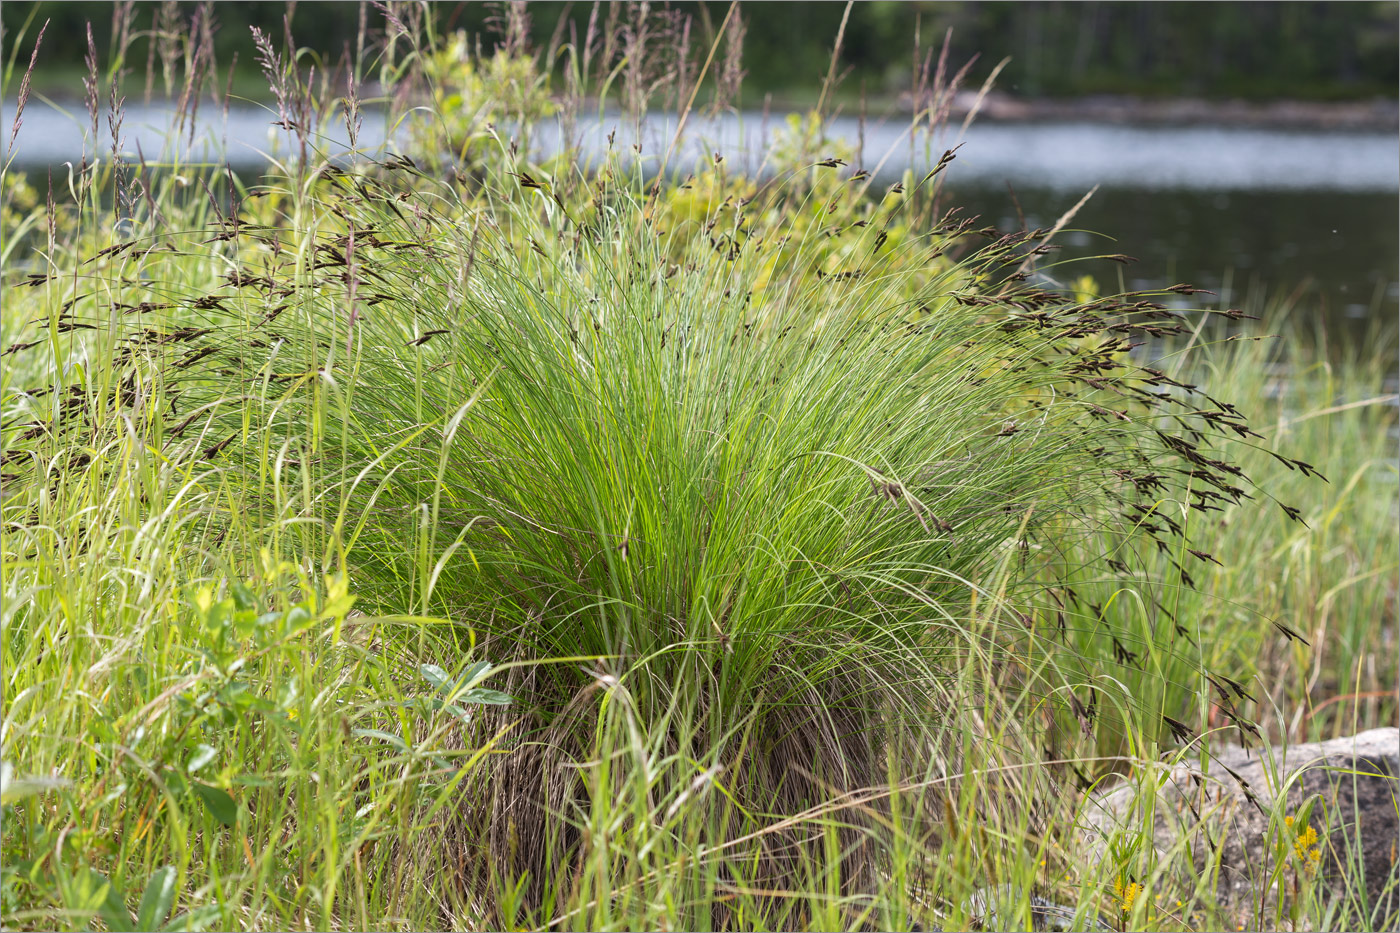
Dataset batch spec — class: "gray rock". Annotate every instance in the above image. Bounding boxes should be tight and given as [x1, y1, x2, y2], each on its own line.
[1078, 727, 1399, 924]
[959, 884, 1112, 931]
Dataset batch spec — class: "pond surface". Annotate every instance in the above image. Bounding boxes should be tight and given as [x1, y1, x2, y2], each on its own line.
[4, 100, 1396, 346]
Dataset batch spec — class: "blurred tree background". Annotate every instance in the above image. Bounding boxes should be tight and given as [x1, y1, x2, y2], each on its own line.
[3, 1, 1397, 103]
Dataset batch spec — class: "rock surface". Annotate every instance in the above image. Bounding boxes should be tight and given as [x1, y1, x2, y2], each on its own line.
[959, 884, 1111, 932]
[1078, 727, 1399, 923]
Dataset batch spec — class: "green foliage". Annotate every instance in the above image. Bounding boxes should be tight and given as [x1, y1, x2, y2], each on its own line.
[5, 2, 1396, 104]
[1, 7, 1394, 932]
[416, 33, 556, 170]
[2, 135, 1336, 926]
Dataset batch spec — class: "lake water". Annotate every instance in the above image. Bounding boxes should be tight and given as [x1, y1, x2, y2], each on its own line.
[4, 100, 1397, 346]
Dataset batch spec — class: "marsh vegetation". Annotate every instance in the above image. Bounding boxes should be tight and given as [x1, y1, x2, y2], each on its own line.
[1, 4, 1395, 931]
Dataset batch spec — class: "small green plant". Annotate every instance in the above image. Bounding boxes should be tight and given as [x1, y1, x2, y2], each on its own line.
[415, 31, 556, 170]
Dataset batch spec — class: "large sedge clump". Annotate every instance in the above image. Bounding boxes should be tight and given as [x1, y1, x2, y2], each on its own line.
[1, 151, 1302, 919]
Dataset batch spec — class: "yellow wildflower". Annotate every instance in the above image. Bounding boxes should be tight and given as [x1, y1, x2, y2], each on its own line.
[1113, 876, 1143, 913]
[1286, 813, 1324, 875]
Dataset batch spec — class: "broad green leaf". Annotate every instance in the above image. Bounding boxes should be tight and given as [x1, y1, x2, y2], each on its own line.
[99, 781, 129, 806]
[229, 582, 257, 612]
[200, 597, 235, 635]
[89, 870, 133, 933]
[459, 660, 493, 688]
[351, 728, 410, 752]
[320, 574, 356, 620]
[191, 782, 238, 826]
[164, 770, 189, 798]
[419, 663, 451, 692]
[186, 744, 216, 774]
[231, 775, 276, 788]
[0, 761, 70, 803]
[136, 866, 178, 930]
[276, 677, 300, 711]
[462, 688, 513, 706]
[164, 903, 222, 932]
[441, 702, 473, 723]
[232, 610, 261, 640]
[61, 868, 113, 919]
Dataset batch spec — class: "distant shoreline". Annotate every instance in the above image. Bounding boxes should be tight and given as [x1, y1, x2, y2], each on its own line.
[943, 91, 1400, 132]
[745, 88, 1399, 132]
[781, 90, 1400, 133]
[15, 86, 1399, 134]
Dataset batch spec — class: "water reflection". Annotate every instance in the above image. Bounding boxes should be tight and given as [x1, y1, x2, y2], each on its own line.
[943, 185, 1399, 345]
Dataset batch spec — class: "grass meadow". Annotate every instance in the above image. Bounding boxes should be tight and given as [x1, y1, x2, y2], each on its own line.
[2, 4, 1395, 931]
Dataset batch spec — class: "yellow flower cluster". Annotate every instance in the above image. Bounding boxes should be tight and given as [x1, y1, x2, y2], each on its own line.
[1113, 876, 1143, 913]
[1285, 815, 1323, 874]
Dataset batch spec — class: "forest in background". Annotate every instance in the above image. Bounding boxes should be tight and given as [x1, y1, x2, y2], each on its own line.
[4, 0, 1398, 105]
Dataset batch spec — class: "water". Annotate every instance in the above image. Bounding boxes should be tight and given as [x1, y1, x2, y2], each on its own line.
[4, 99, 1397, 342]
[940, 185, 1397, 345]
